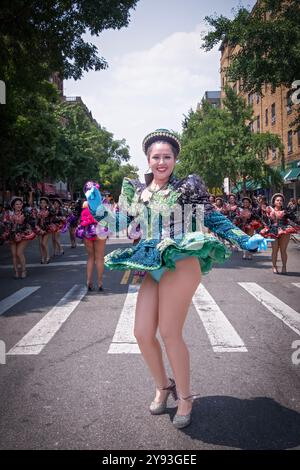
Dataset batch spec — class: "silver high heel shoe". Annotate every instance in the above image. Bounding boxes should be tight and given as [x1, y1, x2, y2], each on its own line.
[149, 378, 177, 415]
[173, 395, 198, 429]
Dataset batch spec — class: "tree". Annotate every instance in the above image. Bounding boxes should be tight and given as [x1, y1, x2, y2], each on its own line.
[177, 86, 284, 194]
[0, 82, 62, 192]
[0, 0, 139, 82]
[0, 0, 139, 194]
[98, 160, 139, 201]
[202, 0, 300, 93]
[55, 101, 136, 197]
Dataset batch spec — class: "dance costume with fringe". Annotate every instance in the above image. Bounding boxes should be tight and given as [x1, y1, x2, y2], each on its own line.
[259, 207, 300, 239]
[88, 174, 257, 282]
[1, 208, 37, 243]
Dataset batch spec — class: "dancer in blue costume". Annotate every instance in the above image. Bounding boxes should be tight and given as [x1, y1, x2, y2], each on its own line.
[85, 129, 272, 429]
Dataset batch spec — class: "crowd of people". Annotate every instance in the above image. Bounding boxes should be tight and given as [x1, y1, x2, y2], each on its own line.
[0, 188, 299, 282]
[0, 195, 113, 286]
[208, 193, 300, 273]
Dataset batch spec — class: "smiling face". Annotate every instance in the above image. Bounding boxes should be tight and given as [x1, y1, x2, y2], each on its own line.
[243, 199, 250, 208]
[229, 195, 236, 204]
[147, 142, 176, 184]
[13, 200, 23, 211]
[40, 199, 47, 209]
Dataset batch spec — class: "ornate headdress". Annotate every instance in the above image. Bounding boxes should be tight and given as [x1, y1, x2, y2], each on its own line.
[142, 129, 181, 155]
[241, 196, 252, 204]
[83, 181, 100, 194]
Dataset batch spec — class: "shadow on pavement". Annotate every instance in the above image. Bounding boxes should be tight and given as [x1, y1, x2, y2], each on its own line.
[168, 395, 300, 449]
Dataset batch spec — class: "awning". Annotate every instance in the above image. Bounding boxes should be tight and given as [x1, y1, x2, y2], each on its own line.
[284, 168, 300, 181]
[231, 180, 262, 193]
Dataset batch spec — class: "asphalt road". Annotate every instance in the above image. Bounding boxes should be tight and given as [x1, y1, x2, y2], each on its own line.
[0, 234, 300, 450]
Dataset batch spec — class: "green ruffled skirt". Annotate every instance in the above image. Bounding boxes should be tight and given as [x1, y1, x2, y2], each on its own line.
[104, 232, 231, 282]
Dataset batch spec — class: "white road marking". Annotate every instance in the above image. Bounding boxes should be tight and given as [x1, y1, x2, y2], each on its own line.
[193, 284, 247, 352]
[7, 285, 87, 355]
[108, 284, 140, 354]
[239, 282, 300, 336]
[0, 261, 86, 268]
[292, 283, 300, 289]
[0, 287, 40, 316]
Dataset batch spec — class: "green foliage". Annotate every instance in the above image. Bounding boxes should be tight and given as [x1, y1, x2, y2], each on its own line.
[55, 101, 136, 196]
[0, 0, 139, 81]
[178, 86, 284, 193]
[98, 160, 139, 201]
[202, 0, 300, 93]
[0, 0, 139, 195]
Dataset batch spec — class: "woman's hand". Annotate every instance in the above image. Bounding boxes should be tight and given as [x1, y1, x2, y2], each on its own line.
[244, 233, 275, 251]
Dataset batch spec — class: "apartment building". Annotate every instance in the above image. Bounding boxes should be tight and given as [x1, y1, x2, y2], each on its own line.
[220, 26, 300, 200]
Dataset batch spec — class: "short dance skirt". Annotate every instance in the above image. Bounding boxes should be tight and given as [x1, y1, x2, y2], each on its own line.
[104, 232, 231, 282]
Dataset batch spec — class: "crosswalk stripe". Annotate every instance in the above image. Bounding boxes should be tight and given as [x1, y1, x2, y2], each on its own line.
[292, 283, 300, 289]
[7, 285, 87, 355]
[120, 270, 131, 285]
[0, 287, 40, 316]
[108, 284, 140, 354]
[193, 285, 247, 352]
[0, 261, 87, 269]
[239, 282, 300, 337]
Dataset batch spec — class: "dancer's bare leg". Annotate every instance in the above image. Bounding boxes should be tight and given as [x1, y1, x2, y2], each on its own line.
[16, 240, 29, 275]
[94, 238, 106, 287]
[84, 239, 95, 286]
[158, 257, 201, 415]
[39, 236, 44, 262]
[10, 242, 18, 276]
[279, 234, 290, 273]
[134, 274, 169, 402]
[271, 239, 279, 272]
[42, 234, 49, 262]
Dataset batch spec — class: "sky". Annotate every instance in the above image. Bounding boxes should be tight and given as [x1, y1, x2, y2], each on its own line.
[64, 0, 256, 179]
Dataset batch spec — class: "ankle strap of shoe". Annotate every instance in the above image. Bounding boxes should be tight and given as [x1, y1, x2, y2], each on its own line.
[177, 393, 201, 402]
[159, 378, 175, 391]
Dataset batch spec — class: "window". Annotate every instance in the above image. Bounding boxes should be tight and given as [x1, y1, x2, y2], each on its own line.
[287, 92, 293, 114]
[265, 108, 269, 126]
[271, 146, 277, 161]
[271, 103, 276, 125]
[288, 130, 293, 154]
[256, 93, 260, 104]
[271, 84, 276, 94]
[249, 121, 254, 133]
[257, 115, 260, 132]
[248, 93, 254, 105]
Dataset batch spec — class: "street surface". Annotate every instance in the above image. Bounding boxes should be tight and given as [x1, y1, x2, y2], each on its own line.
[0, 234, 300, 450]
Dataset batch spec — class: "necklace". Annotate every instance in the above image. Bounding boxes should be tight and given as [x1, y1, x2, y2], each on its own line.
[147, 182, 169, 193]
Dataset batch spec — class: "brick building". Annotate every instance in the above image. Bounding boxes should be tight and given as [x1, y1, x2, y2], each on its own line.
[219, 9, 300, 200]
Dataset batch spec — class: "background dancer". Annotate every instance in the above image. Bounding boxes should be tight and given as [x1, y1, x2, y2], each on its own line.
[2, 197, 36, 278]
[76, 198, 107, 291]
